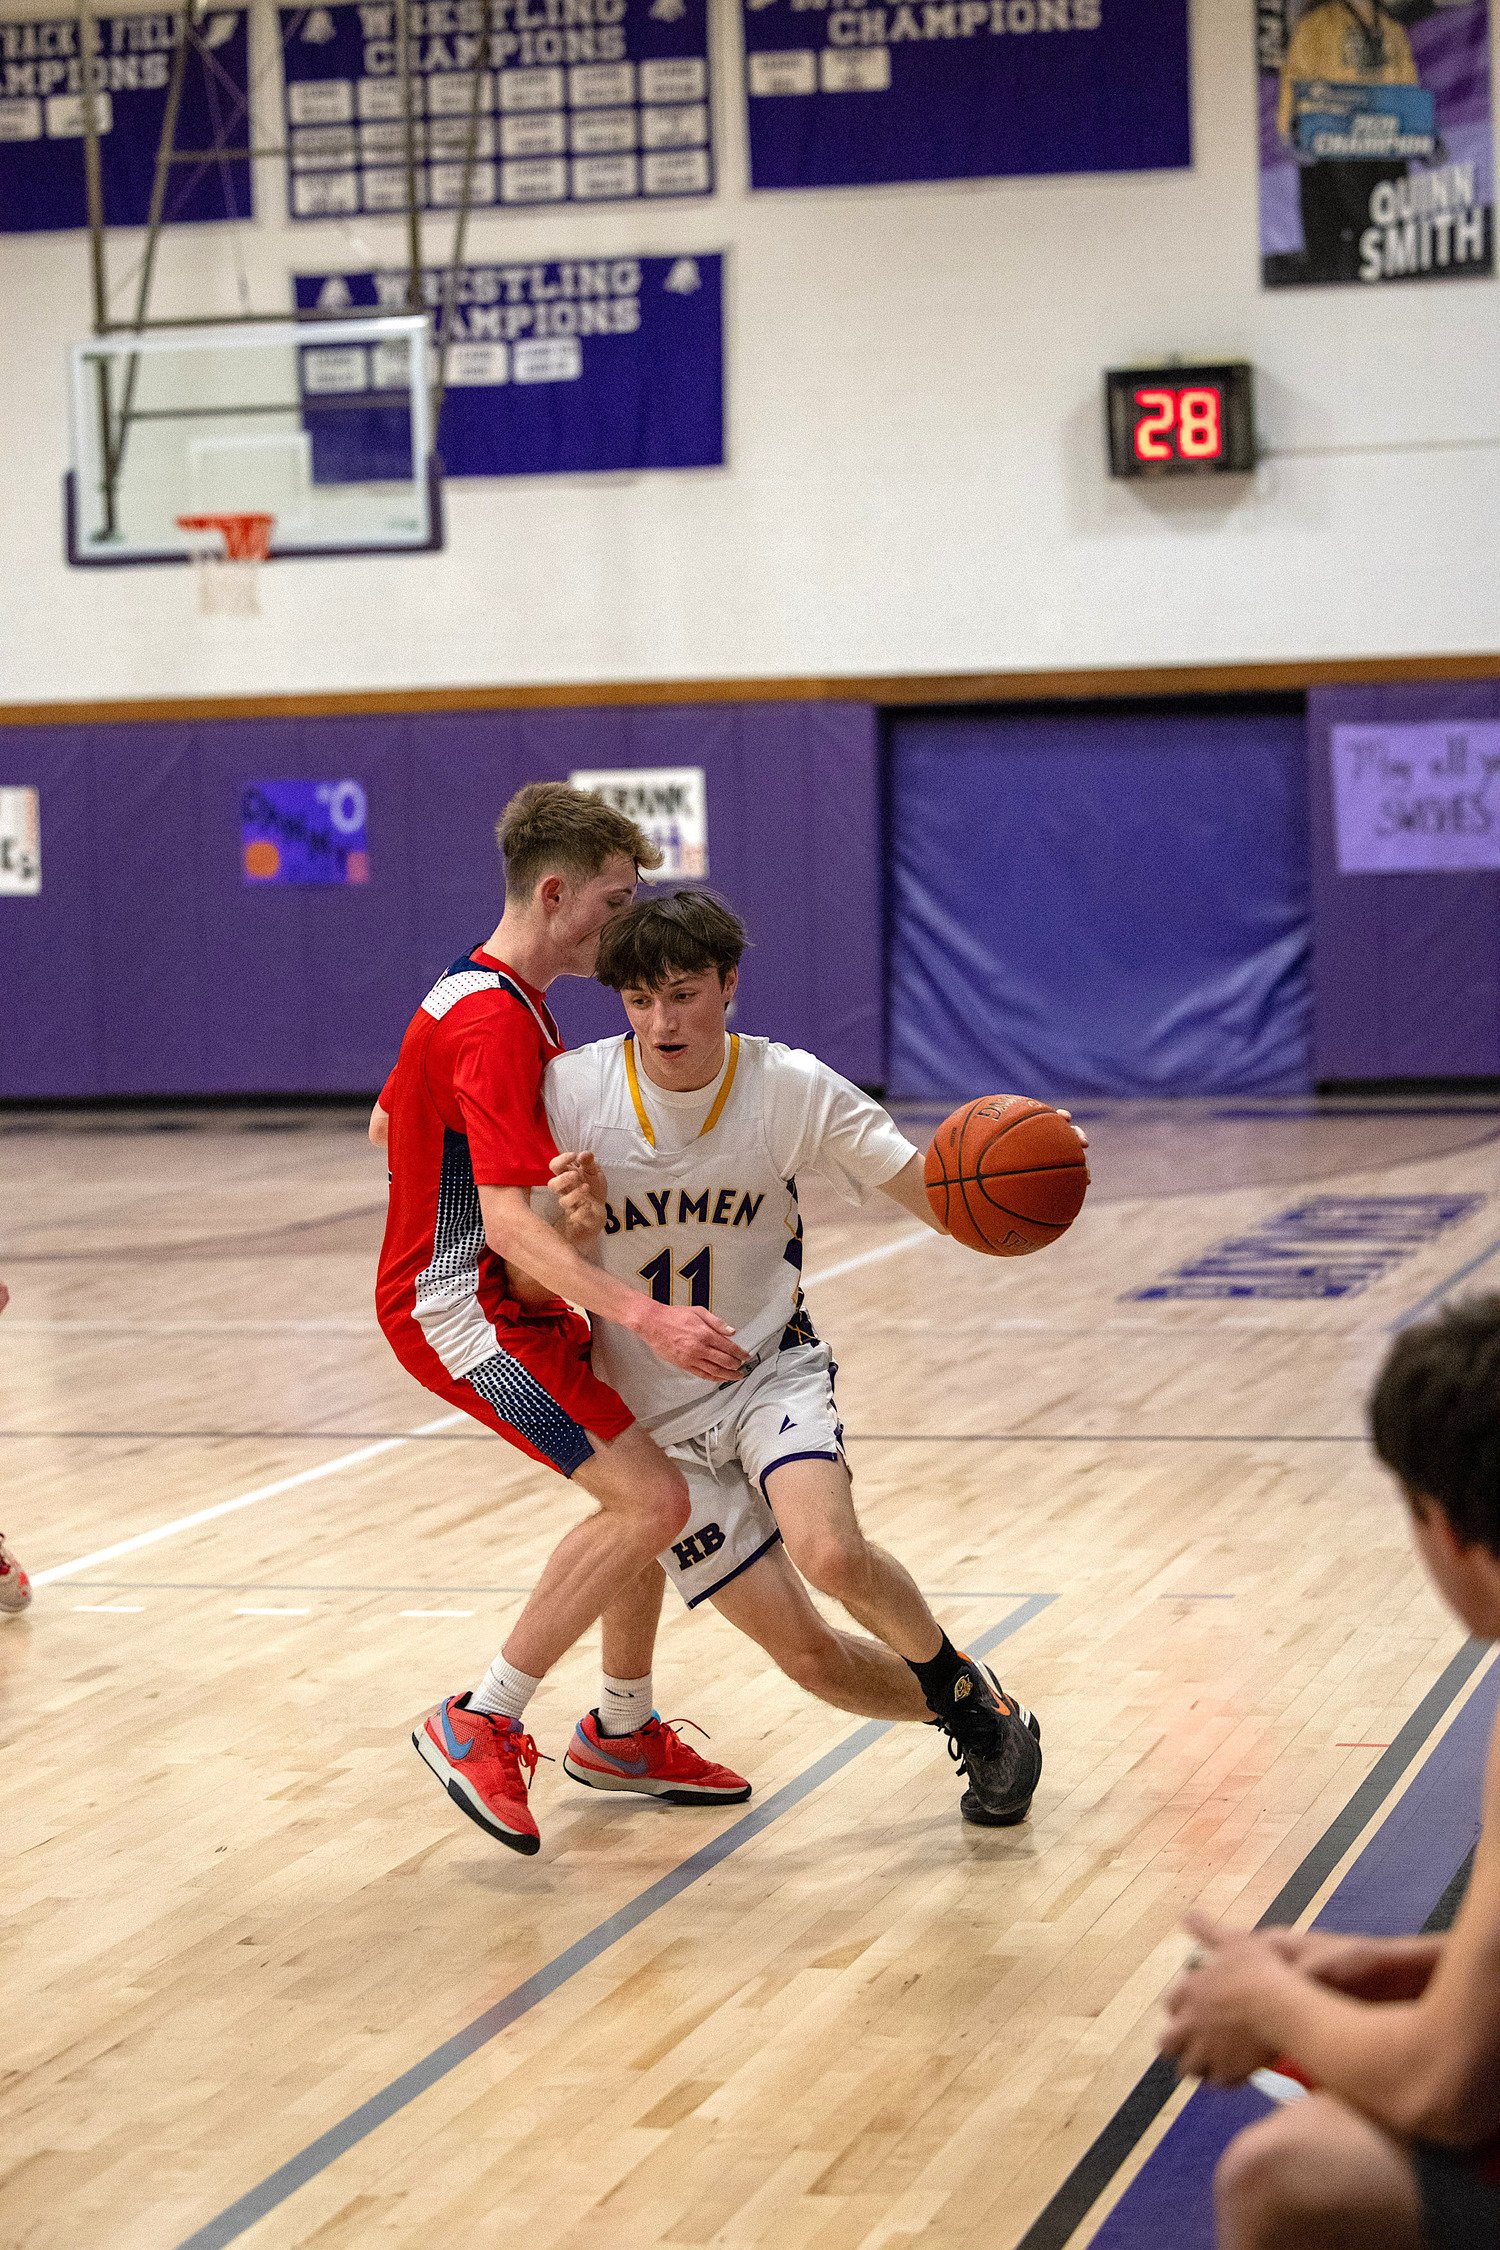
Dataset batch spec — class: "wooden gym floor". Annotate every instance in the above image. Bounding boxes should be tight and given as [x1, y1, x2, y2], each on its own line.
[2, 1097, 1499, 2250]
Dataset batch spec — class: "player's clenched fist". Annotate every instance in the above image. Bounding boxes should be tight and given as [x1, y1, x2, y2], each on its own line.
[549, 1149, 609, 1244]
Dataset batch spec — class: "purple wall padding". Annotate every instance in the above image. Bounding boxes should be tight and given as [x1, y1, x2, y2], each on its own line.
[0, 703, 882, 1099]
[889, 709, 1312, 1099]
[1309, 684, 1500, 1082]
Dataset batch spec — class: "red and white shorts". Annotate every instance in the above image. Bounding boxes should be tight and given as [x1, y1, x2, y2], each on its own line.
[383, 1300, 634, 1477]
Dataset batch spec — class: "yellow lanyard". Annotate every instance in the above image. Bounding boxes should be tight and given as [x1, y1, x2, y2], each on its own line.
[623, 1033, 739, 1150]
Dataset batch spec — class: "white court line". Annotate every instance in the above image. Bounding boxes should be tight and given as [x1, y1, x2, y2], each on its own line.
[236, 1607, 310, 1616]
[72, 1603, 144, 1613]
[5, 1319, 374, 1335]
[31, 1230, 938, 1588]
[801, 1229, 934, 1289]
[31, 1412, 468, 1587]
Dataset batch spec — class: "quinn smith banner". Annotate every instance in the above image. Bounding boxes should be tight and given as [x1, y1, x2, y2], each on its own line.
[1258, 0, 1493, 284]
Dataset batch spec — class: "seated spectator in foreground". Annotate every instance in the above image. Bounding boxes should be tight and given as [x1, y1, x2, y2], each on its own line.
[1159, 1294, 1500, 2250]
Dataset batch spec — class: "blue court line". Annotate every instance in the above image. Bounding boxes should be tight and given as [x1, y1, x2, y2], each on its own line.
[171, 1592, 1057, 2250]
[1393, 1230, 1500, 1330]
[1086, 1641, 1500, 2250]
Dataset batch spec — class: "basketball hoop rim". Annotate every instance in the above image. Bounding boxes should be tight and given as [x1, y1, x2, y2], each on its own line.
[176, 511, 277, 562]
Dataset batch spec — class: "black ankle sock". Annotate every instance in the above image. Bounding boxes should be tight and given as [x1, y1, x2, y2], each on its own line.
[906, 1633, 971, 1720]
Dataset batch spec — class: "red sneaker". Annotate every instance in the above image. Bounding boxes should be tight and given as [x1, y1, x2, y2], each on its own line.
[413, 1693, 543, 1855]
[563, 1712, 751, 1805]
[0, 1533, 31, 1615]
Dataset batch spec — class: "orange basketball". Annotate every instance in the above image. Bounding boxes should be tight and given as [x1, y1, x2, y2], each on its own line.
[924, 1096, 1089, 1257]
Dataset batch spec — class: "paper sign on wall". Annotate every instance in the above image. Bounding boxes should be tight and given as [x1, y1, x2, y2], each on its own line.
[0, 787, 40, 894]
[570, 768, 707, 880]
[0, 10, 251, 233]
[1331, 722, 1500, 872]
[241, 780, 370, 885]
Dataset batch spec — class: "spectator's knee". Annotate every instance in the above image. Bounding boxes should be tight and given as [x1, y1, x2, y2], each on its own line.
[1215, 2110, 1315, 2238]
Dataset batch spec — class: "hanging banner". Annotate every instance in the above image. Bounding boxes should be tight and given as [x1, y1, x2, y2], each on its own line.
[293, 253, 723, 475]
[740, 0, 1190, 190]
[0, 9, 251, 233]
[279, 0, 712, 219]
[1258, 0, 1493, 285]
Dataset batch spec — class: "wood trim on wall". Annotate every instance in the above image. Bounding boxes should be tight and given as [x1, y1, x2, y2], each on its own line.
[2, 651, 1497, 726]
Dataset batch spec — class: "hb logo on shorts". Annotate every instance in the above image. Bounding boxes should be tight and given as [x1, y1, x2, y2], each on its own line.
[671, 1523, 726, 1571]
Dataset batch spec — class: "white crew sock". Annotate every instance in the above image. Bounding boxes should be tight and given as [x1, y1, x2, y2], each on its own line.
[598, 1672, 654, 1737]
[470, 1654, 542, 1722]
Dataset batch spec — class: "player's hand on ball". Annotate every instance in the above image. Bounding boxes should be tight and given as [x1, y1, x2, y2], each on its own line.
[549, 1150, 609, 1244]
[631, 1299, 750, 1382]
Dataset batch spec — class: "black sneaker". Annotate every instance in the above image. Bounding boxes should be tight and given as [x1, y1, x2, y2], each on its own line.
[939, 1658, 1042, 1827]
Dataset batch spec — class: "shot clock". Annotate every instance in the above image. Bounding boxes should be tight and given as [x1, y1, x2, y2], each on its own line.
[1105, 363, 1255, 478]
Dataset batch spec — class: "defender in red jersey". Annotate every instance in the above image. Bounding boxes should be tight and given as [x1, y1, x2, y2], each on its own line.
[373, 785, 750, 1855]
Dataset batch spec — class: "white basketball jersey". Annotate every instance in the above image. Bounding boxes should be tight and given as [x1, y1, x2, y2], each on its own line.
[541, 1033, 917, 1445]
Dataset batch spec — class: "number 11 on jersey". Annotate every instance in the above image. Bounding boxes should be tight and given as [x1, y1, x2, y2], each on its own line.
[638, 1247, 713, 1307]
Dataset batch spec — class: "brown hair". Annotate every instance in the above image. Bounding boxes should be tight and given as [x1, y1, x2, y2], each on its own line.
[1370, 1294, 1500, 1555]
[594, 890, 747, 991]
[496, 782, 663, 900]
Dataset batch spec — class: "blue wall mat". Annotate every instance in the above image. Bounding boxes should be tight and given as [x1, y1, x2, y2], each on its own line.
[0, 703, 881, 1099]
[887, 710, 1312, 1099]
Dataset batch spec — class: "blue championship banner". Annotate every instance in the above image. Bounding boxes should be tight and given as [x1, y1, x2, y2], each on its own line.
[0, 9, 251, 232]
[740, 0, 1190, 189]
[1258, 0, 1493, 286]
[279, 0, 712, 219]
[293, 254, 723, 474]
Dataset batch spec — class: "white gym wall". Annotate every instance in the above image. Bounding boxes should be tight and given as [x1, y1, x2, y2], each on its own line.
[1, 0, 1496, 702]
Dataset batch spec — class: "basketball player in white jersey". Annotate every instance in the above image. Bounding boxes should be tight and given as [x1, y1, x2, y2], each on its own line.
[541, 890, 1052, 1827]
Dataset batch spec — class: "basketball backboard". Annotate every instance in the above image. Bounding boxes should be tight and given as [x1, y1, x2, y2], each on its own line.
[66, 314, 441, 565]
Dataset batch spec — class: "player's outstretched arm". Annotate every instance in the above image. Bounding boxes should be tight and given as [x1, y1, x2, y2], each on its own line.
[879, 1152, 948, 1233]
[479, 1183, 750, 1383]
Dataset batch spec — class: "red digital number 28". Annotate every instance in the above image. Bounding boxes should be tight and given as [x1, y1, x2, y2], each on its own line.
[1132, 385, 1222, 462]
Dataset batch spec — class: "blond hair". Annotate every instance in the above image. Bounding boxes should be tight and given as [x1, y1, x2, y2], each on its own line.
[496, 782, 663, 900]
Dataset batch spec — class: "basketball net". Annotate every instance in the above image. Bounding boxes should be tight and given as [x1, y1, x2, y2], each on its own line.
[175, 512, 276, 616]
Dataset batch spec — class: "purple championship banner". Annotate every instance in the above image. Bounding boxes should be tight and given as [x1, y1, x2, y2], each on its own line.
[0, 8, 250, 232]
[241, 779, 370, 886]
[293, 253, 723, 475]
[739, 0, 1190, 191]
[1258, 0, 1493, 286]
[278, 0, 712, 220]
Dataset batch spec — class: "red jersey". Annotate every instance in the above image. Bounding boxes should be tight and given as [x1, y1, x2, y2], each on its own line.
[376, 947, 566, 1376]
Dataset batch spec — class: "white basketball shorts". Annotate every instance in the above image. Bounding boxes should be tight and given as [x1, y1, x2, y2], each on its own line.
[655, 1343, 845, 1608]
